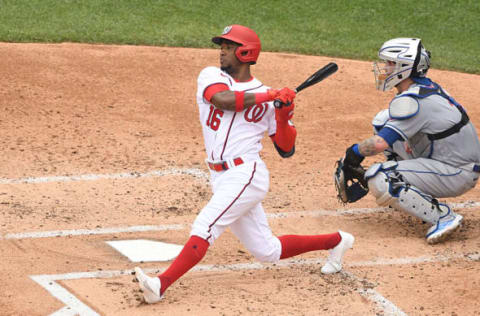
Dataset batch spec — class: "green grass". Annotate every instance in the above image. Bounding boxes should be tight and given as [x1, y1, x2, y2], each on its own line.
[0, 0, 478, 73]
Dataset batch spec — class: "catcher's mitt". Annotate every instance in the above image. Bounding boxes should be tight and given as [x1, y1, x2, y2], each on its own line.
[334, 158, 369, 203]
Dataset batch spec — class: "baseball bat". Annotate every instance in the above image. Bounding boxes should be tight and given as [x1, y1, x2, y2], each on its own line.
[274, 62, 338, 108]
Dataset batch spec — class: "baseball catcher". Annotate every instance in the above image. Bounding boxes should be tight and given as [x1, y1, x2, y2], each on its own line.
[334, 146, 369, 203]
[335, 37, 480, 244]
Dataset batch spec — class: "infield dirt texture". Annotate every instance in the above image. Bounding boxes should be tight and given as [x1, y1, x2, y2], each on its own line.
[0, 43, 479, 315]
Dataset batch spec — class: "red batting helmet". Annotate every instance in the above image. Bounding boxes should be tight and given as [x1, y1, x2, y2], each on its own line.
[212, 25, 261, 64]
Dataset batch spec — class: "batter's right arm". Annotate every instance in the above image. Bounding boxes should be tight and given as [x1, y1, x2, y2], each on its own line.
[211, 89, 278, 112]
[210, 88, 294, 112]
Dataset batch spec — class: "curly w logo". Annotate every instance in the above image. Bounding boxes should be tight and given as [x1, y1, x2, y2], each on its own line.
[244, 103, 267, 123]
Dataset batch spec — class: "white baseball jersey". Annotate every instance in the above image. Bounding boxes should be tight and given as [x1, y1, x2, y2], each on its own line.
[190, 66, 282, 262]
[196, 66, 277, 162]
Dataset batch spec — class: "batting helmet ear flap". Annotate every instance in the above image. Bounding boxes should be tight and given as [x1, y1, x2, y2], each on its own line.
[235, 44, 259, 64]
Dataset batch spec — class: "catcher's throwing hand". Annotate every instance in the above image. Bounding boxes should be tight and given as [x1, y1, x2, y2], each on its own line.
[334, 157, 369, 204]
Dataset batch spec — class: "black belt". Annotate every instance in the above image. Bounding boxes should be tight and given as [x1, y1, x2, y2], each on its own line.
[427, 108, 469, 141]
[474, 164, 480, 173]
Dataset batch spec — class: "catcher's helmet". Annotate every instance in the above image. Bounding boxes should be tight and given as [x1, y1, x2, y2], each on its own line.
[212, 25, 261, 64]
[373, 38, 431, 91]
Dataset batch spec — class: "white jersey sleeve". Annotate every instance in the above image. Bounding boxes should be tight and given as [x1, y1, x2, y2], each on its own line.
[197, 66, 231, 102]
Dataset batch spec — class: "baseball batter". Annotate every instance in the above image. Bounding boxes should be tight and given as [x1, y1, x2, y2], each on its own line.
[134, 25, 354, 303]
[341, 38, 480, 244]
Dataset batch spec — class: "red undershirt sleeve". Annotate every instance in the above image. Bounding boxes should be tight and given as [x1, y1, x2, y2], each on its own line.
[203, 83, 229, 102]
[271, 120, 297, 152]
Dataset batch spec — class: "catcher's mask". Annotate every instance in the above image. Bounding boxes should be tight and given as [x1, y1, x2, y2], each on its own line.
[212, 25, 261, 64]
[373, 38, 431, 91]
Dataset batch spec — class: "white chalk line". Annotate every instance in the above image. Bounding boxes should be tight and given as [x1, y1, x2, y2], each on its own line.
[342, 270, 408, 316]
[4, 168, 479, 314]
[30, 252, 480, 316]
[2, 224, 185, 240]
[3, 200, 479, 240]
[49, 307, 78, 316]
[0, 167, 209, 185]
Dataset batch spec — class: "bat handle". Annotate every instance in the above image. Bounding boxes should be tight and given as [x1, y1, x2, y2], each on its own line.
[274, 88, 298, 108]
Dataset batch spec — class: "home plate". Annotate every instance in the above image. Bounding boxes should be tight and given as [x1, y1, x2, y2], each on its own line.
[106, 239, 183, 262]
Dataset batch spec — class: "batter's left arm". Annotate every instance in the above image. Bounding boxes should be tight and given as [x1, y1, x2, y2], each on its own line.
[270, 124, 296, 158]
[271, 119, 297, 159]
[270, 97, 297, 158]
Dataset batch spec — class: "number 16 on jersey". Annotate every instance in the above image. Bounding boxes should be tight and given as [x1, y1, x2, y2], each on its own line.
[206, 105, 224, 131]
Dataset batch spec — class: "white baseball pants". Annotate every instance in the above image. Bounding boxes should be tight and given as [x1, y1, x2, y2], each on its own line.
[190, 160, 282, 262]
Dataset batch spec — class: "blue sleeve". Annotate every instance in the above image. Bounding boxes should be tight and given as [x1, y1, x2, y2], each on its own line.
[352, 144, 363, 157]
[377, 127, 403, 147]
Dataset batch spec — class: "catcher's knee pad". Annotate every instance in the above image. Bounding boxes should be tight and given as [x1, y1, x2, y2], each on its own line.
[365, 161, 398, 206]
[366, 161, 445, 224]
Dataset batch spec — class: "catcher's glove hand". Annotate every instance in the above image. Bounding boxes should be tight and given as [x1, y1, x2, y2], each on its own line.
[334, 158, 369, 203]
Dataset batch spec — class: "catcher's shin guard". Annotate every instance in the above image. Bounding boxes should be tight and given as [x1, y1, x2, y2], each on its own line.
[365, 162, 447, 224]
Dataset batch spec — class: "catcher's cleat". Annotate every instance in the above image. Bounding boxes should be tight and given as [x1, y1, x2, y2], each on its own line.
[321, 231, 355, 274]
[134, 267, 163, 304]
[426, 210, 463, 244]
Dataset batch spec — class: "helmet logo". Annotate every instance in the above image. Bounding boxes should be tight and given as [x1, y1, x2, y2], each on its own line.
[222, 26, 232, 35]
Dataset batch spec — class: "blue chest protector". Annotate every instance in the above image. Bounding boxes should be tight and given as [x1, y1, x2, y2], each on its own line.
[403, 78, 469, 140]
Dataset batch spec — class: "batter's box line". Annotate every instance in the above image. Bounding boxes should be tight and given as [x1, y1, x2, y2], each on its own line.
[0, 167, 209, 185]
[30, 253, 480, 316]
[3, 200, 479, 240]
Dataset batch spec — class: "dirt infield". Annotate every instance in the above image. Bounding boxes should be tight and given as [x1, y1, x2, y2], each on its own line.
[1, 43, 479, 316]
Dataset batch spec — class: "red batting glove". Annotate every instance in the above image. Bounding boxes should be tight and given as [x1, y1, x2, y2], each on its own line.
[267, 89, 280, 100]
[274, 87, 296, 106]
[275, 101, 295, 122]
[255, 89, 280, 105]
